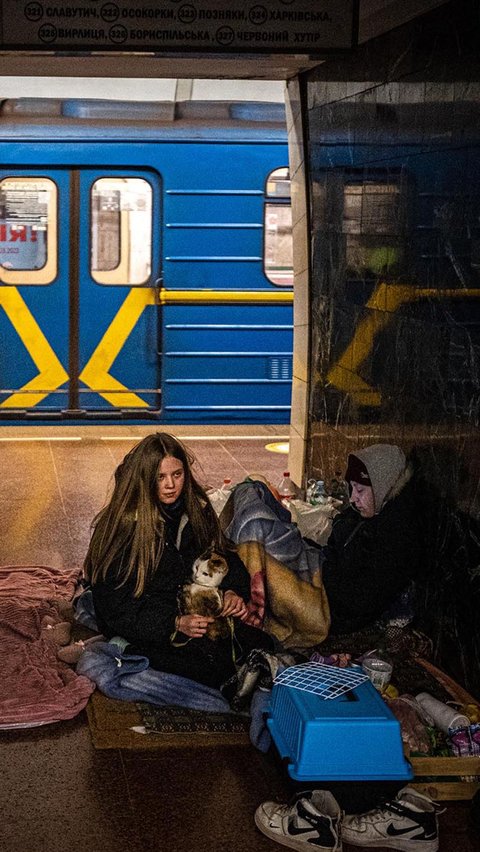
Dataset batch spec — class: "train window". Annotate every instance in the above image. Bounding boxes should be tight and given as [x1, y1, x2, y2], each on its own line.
[0, 177, 57, 284]
[343, 180, 406, 277]
[90, 177, 152, 285]
[264, 167, 293, 286]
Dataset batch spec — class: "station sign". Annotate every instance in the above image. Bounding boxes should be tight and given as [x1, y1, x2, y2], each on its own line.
[0, 1, 358, 53]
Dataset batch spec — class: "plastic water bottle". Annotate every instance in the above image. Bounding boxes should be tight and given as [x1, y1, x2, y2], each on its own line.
[314, 480, 328, 505]
[306, 478, 317, 504]
[220, 477, 233, 494]
[278, 471, 296, 503]
[209, 477, 233, 515]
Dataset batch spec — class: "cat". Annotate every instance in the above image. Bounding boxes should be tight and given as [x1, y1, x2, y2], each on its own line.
[179, 549, 231, 641]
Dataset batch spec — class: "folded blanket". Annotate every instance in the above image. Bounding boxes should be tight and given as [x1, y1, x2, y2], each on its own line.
[0, 566, 95, 730]
[237, 541, 330, 648]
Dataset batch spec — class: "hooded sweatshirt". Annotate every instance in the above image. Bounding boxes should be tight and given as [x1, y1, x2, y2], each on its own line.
[322, 444, 423, 635]
[347, 444, 408, 514]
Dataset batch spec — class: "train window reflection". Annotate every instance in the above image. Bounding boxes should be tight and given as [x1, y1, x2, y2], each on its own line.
[0, 176, 57, 284]
[264, 167, 293, 286]
[91, 177, 152, 285]
[343, 182, 405, 277]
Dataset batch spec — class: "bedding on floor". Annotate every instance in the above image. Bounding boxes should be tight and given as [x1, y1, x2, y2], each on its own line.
[0, 565, 95, 730]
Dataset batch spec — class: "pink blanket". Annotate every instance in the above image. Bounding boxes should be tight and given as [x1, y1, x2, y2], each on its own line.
[0, 564, 80, 601]
[0, 565, 95, 729]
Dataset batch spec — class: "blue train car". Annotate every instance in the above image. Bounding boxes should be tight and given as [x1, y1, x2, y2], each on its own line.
[0, 99, 293, 424]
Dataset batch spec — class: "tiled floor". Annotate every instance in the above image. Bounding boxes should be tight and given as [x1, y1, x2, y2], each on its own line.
[0, 425, 290, 569]
[0, 425, 478, 852]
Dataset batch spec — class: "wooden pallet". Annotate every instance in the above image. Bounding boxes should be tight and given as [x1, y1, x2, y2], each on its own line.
[408, 658, 480, 799]
[410, 753, 480, 800]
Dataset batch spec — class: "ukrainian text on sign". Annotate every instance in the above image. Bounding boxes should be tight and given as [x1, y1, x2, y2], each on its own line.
[0, 1, 358, 52]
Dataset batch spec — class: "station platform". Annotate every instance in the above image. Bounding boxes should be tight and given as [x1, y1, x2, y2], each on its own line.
[0, 424, 290, 568]
[0, 424, 477, 852]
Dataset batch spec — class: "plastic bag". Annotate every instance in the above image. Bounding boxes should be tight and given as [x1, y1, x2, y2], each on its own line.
[207, 488, 230, 516]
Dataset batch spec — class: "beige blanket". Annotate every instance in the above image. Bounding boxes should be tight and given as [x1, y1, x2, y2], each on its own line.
[237, 541, 330, 649]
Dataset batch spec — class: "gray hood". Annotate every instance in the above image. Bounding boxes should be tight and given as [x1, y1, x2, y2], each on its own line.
[347, 444, 409, 514]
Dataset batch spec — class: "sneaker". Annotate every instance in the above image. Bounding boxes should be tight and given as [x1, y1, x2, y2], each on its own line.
[254, 790, 342, 851]
[341, 786, 442, 852]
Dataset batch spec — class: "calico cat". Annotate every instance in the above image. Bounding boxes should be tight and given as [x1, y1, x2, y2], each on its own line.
[179, 549, 231, 640]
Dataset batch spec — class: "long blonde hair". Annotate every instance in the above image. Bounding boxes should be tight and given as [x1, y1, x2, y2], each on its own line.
[84, 432, 228, 597]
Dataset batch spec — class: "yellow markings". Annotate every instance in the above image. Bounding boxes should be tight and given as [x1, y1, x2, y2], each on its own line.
[160, 289, 293, 304]
[0, 284, 292, 411]
[1, 278, 476, 413]
[327, 283, 480, 405]
[80, 287, 293, 407]
[79, 287, 157, 407]
[0, 287, 68, 408]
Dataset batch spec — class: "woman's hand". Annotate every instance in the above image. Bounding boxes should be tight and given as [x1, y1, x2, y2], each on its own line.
[176, 614, 214, 638]
[221, 590, 248, 619]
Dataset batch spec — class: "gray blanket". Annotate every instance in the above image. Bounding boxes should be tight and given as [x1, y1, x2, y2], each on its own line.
[225, 480, 323, 583]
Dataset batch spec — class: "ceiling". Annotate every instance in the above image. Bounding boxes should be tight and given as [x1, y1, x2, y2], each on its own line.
[0, 1, 448, 81]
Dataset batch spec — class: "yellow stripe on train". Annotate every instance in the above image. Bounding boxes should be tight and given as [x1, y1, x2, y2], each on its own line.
[1, 282, 477, 411]
[0, 286, 292, 408]
[79, 288, 293, 406]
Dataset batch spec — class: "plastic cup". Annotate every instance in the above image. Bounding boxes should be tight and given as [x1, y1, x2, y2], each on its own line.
[362, 657, 393, 692]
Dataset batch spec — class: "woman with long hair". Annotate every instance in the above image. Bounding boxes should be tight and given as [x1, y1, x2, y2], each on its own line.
[84, 432, 273, 689]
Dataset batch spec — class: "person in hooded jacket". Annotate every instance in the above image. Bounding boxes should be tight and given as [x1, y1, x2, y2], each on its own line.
[83, 432, 274, 690]
[322, 443, 424, 636]
[254, 446, 438, 852]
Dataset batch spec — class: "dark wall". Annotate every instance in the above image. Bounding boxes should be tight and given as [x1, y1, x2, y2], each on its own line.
[303, 0, 480, 696]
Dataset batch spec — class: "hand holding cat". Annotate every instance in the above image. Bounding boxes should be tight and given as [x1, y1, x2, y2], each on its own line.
[177, 614, 214, 638]
[221, 591, 248, 619]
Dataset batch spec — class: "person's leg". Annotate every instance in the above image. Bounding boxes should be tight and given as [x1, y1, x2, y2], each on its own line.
[255, 789, 342, 852]
[255, 786, 443, 852]
[233, 620, 275, 660]
[341, 786, 443, 851]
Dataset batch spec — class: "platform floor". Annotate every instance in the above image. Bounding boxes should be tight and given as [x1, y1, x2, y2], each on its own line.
[0, 426, 477, 852]
[0, 424, 290, 568]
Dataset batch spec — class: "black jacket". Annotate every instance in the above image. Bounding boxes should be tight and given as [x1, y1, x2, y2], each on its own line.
[90, 514, 260, 688]
[322, 479, 424, 635]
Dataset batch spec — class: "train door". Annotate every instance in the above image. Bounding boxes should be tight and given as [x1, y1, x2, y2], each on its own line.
[0, 168, 162, 418]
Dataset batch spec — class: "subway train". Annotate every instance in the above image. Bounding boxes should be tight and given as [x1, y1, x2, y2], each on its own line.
[0, 98, 293, 424]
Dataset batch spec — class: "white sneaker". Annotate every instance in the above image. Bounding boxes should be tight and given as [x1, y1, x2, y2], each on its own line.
[255, 790, 342, 852]
[341, 786, 442, 852]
